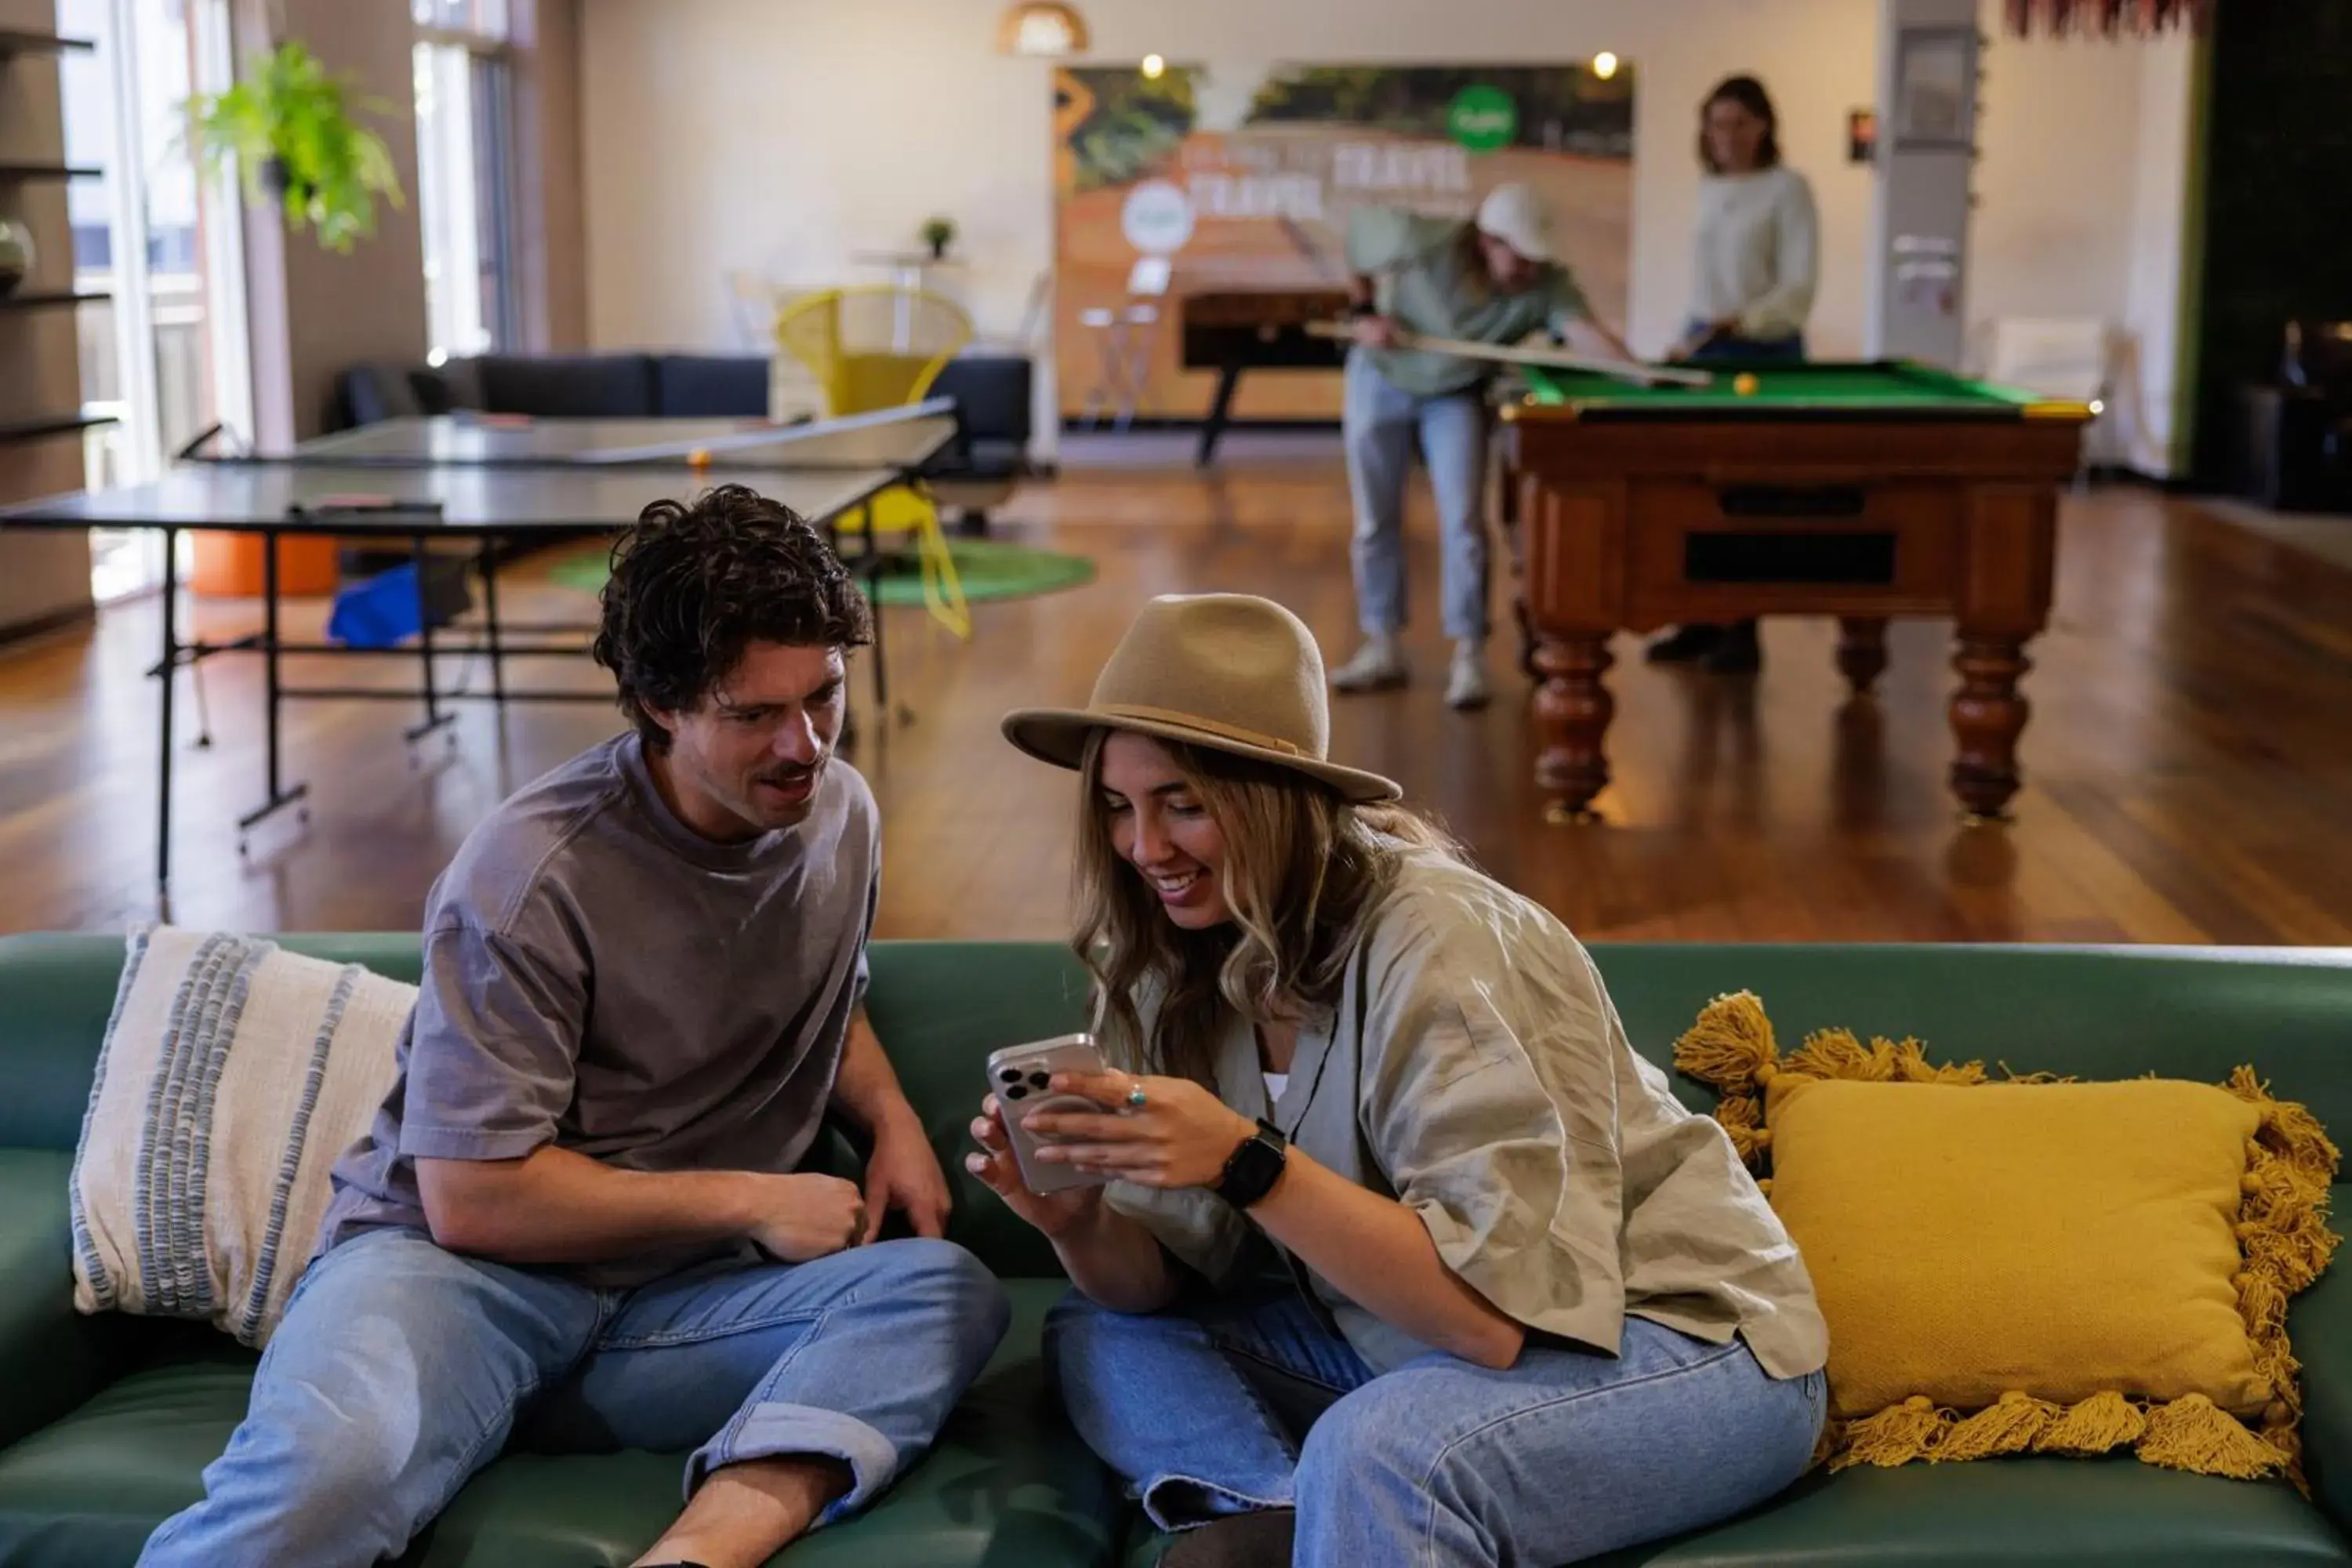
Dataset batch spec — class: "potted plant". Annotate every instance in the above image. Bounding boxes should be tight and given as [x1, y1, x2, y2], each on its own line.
[920, 216, 957, 261]
[185, 42, 404, 254]
[0, 220, 31, 297]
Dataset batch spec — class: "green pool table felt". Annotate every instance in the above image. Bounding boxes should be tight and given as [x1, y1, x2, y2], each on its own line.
[1515, 361, 2071, 419]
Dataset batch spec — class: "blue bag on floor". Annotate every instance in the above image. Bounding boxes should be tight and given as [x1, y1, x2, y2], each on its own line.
[327, 563, 425, 649]
[327, 557, 474, 649]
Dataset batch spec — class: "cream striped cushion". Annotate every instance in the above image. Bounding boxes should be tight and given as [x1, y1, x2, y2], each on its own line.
[71, 926, 413, 1347]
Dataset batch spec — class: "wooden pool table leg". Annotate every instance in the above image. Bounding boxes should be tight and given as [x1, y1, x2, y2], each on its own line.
[1949, 630, 2033, 820]
[1836, 617, 1889, 695]
[1534, 631, 1614, 822]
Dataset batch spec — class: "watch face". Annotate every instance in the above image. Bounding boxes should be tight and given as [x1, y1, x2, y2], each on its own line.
[1222, 1134, 1286, 1207]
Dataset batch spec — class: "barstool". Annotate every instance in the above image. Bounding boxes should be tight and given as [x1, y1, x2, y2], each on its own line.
[1078, 256, 1171, 430]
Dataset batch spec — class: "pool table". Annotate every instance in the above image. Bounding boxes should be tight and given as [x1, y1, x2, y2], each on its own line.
[1497, 360, 2092, 822]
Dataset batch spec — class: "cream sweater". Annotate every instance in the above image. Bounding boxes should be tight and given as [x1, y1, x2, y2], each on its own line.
[1688, 165, 1819, 342]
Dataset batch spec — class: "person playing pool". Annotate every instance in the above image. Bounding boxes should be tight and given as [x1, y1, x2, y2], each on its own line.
[1652, 74, 1821, 674]
[1330, 182, 1639, 712]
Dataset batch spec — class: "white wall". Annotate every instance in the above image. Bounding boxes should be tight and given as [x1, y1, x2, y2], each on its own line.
[579, 0, 2194, 463]
[2118, 34, 2200, 476]
[1966, 25, 2199, 475]
[1970, 32, 2153, 328]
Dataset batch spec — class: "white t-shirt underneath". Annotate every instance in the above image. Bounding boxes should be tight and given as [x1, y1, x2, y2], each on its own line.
[1264, 1071, 1289, 1104]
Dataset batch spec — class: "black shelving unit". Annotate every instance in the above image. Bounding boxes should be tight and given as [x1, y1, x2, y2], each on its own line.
[0, 163, 103, 183]
[0, 31, 96, 59]
[0, 412, 113, 446]
[0, 291, 108, 312]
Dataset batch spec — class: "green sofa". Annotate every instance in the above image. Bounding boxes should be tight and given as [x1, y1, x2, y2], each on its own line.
[2, 933, 2350, 1566]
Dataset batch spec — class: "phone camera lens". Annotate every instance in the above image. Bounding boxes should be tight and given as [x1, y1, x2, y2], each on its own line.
[1028, 1071, 1052, 1091]
[998, 1067, 1022, 1084]
[1004, 1083, 1028, 1101]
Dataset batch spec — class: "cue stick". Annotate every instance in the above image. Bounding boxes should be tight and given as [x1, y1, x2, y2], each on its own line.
[1304, 319, 1715, 388]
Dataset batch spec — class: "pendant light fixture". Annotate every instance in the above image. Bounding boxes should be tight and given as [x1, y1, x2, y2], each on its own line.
[998, 2, 1090, 57]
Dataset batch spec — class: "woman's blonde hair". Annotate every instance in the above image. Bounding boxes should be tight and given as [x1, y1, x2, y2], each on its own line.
[1071, 730, 1454, 1086]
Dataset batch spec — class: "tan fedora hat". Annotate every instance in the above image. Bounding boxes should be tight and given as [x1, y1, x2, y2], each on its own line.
[1001, 593, 1402, 804]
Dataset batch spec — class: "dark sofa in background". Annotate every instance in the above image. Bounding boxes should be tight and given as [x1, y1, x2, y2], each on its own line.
[2234, 320, 2352, 513]
[334, 351, 1037, 533]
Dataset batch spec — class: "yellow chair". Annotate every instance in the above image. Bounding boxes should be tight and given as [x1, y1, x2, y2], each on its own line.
[775, 287, 975, 637]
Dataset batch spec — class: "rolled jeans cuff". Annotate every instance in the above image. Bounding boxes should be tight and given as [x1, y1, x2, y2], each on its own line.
[685, 1403, 899, 1528]
[1141, 1470, 1296, 1534]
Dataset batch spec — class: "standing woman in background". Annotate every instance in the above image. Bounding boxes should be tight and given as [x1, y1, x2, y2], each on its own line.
[1650, 74, 1820, 675]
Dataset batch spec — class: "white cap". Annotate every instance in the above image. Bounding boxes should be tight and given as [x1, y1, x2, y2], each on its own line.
[1475, 182, 1558, 265]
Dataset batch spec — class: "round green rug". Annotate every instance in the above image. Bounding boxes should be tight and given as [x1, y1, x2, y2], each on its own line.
[548, 536, 1094, 608]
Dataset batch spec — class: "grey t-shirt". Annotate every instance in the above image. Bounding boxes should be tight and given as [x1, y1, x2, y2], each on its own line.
[318, 731, 880, 1284]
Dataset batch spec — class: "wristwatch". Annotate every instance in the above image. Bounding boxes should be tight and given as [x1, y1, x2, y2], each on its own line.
[1213, 1119, 1290, 1208]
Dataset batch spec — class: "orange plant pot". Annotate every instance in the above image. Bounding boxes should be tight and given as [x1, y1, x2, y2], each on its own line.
[189, 532, 343, 598]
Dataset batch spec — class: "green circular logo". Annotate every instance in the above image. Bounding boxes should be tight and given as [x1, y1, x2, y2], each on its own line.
[1448, 85, 1518, 153]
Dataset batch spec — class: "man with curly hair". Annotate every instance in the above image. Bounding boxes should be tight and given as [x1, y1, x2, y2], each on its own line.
[142, 487, 1009, 1568]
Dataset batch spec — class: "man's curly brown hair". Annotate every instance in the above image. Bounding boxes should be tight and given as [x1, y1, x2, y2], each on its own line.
[591, 485, 873, 753]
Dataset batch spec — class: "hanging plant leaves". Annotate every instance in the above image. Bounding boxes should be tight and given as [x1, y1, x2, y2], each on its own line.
[184, 41, 405, 254]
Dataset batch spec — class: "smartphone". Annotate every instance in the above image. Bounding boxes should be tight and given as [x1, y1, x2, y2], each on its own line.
[985, 1033, 1115, 1195]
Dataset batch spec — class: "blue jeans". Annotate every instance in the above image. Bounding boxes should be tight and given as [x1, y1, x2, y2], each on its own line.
[139, 1228, 1010, 1567]
[1049, 1286, 1824, 1566]
[1343, 349, 1492, 643]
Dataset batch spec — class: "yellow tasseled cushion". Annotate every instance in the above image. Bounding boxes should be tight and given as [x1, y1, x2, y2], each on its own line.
[1675, 993, 2340, 1487]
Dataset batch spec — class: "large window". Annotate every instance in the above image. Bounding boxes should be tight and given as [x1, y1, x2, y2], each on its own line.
[59, 0, 252, 601]
[414, 0, 518, 362]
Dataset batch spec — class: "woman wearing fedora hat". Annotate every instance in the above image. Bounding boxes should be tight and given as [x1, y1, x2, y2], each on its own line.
[972, 594, 1827, 1568]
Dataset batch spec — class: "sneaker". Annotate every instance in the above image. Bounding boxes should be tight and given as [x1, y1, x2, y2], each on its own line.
[1705, 619, 1762, 674]
[1329, 637, 1407, 693]
[1160, 1509, 1298, 1568]
[1646, 623, 1723, 663]
[1445, 642, 1491, 710]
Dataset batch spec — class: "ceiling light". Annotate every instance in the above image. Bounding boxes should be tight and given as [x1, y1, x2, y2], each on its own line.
[998, 2, 1089, 57]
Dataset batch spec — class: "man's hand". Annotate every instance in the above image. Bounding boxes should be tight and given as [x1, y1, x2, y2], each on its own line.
[745, 1173, 868, 1261]
[861, 1112, 953, 1243]
[830, 1010, 951, 1243]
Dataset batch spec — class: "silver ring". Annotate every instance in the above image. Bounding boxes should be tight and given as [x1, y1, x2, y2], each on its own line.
[1127, 1082, 1149, 1109]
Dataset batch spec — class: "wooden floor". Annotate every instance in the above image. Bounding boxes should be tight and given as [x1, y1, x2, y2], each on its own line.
[4, 430, 2351, 945]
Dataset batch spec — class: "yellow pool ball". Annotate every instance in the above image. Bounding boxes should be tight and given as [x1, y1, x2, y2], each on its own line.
[1733, 373, 1761, 397]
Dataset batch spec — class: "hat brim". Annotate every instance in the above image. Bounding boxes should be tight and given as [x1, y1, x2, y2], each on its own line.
[1478, 223, 1556, 267]
[1001, 707, 1403, 805]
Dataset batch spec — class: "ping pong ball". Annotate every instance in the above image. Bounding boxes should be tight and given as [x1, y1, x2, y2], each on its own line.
[1733, 373, 1760, 397]
[688, 448, 713, 469]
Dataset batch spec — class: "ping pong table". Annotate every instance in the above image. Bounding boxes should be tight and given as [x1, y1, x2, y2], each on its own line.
[0, 400, 958, 898]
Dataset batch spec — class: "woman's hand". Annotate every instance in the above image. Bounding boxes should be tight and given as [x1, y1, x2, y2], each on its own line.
[1352, 313, 1400, 350]
[1025, 1072, 1258, 1191]
[965, 1095, 1104, 1238]
[1672, 318, 1739, 361]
